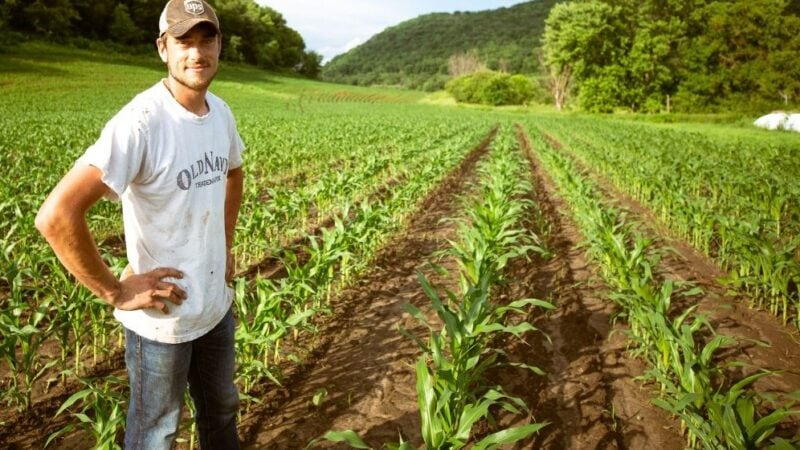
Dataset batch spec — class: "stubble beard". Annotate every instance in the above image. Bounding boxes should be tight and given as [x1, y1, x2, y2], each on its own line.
[169, 63, 217, 92]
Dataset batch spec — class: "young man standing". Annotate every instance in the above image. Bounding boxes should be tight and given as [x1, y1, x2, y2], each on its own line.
[35, 0, 244, 448]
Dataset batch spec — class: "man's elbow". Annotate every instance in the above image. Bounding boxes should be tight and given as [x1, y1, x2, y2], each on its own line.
[35, 202, 65, 240]
[35, 205, 53, 237]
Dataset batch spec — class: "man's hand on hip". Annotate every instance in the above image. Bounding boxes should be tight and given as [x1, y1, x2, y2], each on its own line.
[110, 267, 187, 314]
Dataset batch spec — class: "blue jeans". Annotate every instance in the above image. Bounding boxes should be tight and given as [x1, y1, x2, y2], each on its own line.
[124, 309, 240, 450]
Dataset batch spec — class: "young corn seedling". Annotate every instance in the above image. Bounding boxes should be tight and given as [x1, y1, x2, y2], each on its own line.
[405, 273, 551, 449]
[46, 374, 127, 449]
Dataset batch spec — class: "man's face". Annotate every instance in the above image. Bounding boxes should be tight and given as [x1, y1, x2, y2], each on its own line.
[157, 23, 221, 92]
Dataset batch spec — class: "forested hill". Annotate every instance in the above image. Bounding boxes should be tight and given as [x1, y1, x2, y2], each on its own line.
[321, 0, 560, 91]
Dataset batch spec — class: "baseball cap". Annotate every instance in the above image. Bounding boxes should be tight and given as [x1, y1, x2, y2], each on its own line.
[159, 0, 220, 37]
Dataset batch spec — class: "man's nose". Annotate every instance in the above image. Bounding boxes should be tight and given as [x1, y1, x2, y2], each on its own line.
[186, 45, 203, 60]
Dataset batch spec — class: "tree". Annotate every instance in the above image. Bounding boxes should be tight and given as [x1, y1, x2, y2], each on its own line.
[296, 50, 322, 78]
[130, 0, 165, 40]
[541, 1, 620, 111]
[448, 49, 486, 77]
[579, 66, 628, 112]
[109, 4, 143, 45]
[0, 0, 16, 31]
[23, 0, 78, 38]
[677, 0, 800, 110]
[538, 49, 571, 111]
[446, 71, 535, 106]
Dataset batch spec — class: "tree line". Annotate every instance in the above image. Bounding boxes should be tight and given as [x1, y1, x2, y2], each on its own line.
[0, 0, 322, 77]
[542, 0, 800, 112]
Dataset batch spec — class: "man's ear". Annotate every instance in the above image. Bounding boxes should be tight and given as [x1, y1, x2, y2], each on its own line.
[156, 37, 168, 63]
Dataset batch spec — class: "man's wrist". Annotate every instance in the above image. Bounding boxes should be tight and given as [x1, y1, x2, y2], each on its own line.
[103, 281, 123, 308]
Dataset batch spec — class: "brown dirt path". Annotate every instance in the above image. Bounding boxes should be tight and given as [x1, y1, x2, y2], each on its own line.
[537, 128, 800, 439]
[239, 128, 495, 448]
[502, 126, 685, 449]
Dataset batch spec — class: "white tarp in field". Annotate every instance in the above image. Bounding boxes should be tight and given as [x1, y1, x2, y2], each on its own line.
[754, 112, 788, 130]
[785, 114, 800, 132]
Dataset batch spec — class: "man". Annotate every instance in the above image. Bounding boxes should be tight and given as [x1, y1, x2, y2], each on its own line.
[35, 0, 244, 448]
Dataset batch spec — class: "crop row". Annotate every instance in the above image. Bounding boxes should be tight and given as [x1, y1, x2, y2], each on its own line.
[523, 123, 799, 449]
[232, 124, 494, 398]
[317, 125, 551, 449]
[235, 113, 492, 267]
[535, 117, 800, 329]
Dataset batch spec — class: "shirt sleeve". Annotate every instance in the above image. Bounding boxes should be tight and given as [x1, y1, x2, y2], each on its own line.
[76, 108, 148, 201]
[226, 107, 245, 170]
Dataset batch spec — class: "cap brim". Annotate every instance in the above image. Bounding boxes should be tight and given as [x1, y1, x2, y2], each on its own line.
[166, 18, 220, 37]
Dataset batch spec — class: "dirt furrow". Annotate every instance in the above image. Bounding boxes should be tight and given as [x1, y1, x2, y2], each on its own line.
[239, 128, 496, 448]
[508, 125, 685, 449]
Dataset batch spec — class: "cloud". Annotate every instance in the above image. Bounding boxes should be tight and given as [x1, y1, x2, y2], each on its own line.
[316, 37, 365, 62]
[342, 37, 365, 53]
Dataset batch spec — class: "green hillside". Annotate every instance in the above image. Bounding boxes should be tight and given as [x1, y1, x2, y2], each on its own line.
[321, 0, 561, 91]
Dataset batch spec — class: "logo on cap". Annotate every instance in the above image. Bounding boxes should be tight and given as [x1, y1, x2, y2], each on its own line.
[184, 0, 204, 15]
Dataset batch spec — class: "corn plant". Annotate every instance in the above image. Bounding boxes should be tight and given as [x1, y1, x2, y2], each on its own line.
[653, 370, 800, 449]
[405, 273, 551, 449]
[46, 374, 127, 449]
[233, 277, 286, 395]
[312, 127, 550, 448]
[231, 124, 494, 407]
[0, 292, 56, 410]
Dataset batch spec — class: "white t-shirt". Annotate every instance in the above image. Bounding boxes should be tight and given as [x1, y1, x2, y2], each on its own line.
[77, 80, 245, 344]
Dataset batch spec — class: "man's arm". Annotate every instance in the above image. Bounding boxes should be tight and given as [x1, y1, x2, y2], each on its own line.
[224, 166, 244, 282]
[36, 165, 186, 314]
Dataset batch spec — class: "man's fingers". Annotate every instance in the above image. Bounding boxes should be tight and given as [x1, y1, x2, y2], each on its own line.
[153, 287, 185, 305]
[156, 281, 187, 300]
[152, 299, 169, 315]
[150, 267, 183, 280]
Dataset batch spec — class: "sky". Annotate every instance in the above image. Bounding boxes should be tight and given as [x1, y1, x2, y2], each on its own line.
[258, 1, 526, 63]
